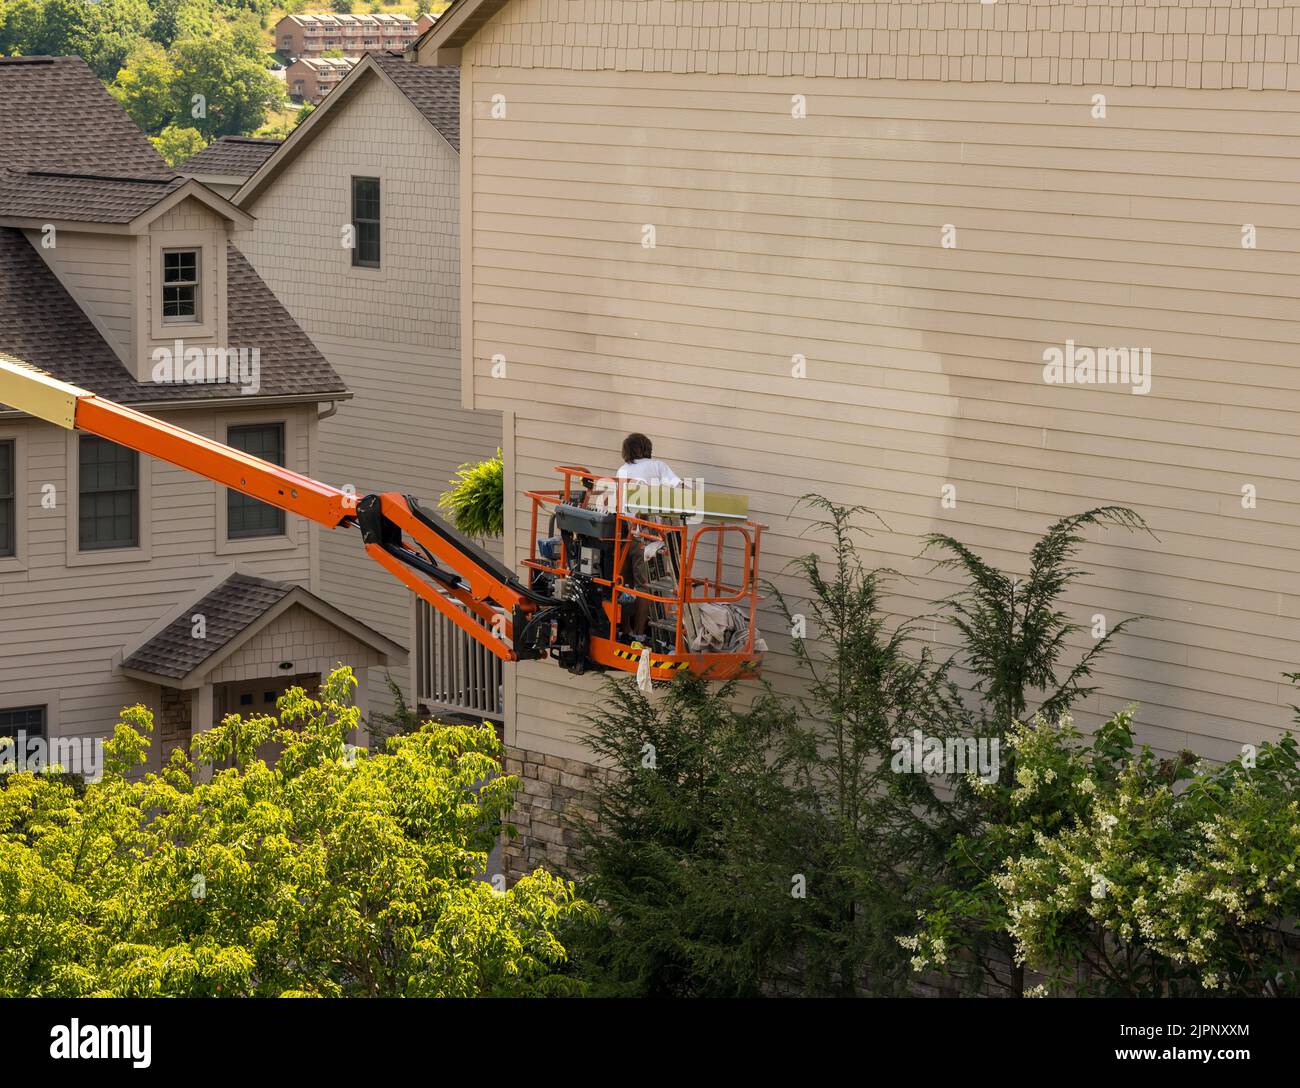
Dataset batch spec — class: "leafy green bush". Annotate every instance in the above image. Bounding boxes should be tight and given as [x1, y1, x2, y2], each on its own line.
[565, 676, 802, 997]
[0, 667, 588, 997]
[900, 506, 1151, 995]
[439, 450, 504, 539]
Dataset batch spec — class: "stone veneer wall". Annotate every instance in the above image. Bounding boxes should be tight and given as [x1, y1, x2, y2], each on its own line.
[157, 687, 192, 764]
[501, 745, 607, 882]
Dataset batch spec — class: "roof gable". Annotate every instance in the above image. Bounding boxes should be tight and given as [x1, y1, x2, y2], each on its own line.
[414, 0, 513, 60]
[118, 571, 405, 687]
[0, 228, 347, 409]
[236, 53, 459, 208]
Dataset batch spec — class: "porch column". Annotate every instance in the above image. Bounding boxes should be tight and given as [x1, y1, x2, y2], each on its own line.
[190, 683, 216, 783]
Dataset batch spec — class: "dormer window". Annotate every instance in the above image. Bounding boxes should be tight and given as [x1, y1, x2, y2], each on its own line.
[162, 248, 201, 323]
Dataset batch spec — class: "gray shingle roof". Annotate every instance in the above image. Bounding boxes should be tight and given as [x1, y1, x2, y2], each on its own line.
[372, 55, 459, 151]
[180, 137, 284, 179]
[120, 573, 295, 680]
[0, 56, 168, 176]
[0, 228, 347, 408]
[0, 169, 184, 223]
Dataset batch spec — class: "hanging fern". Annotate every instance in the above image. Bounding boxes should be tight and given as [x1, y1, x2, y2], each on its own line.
[439, 450, 504, 538]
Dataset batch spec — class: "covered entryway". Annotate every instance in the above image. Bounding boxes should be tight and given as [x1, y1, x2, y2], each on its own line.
[118, 569, 406, 771]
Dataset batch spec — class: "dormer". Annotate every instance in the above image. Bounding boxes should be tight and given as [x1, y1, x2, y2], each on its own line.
[0, 172, 254, 383]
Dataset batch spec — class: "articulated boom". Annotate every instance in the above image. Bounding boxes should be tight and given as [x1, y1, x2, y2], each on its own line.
[0, 359, 765, 682]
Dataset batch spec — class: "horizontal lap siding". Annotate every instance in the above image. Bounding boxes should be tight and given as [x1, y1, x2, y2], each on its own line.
[0, 407, 315, 738]
[467, 68, 1300, 762]
[240, 73, 503, 713]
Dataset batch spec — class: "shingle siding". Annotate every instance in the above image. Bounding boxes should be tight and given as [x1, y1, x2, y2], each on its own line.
[452, 0, 1300, 89]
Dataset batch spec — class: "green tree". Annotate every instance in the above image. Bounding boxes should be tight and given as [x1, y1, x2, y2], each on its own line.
[769, 496, 970, 995]
[0, 0, 87, 57]
[148, 0, 214, 49]
[0, 667, 588, 997]
[923, 506, 1151, 731]
[151, 123, 206, 166]
[110, 40, 175, 135]
[171, 21, 285, 138]
[903, 507, 1152, 996]
[567, 676, 802, 997]
[76, 0, 152, 80]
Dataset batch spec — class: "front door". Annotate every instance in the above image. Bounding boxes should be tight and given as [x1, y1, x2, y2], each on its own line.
[211, 674, 320, 766]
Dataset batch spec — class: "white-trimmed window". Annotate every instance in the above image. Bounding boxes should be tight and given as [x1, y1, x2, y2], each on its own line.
[226, 422, 286, 540]
[161, 248, 201, 324]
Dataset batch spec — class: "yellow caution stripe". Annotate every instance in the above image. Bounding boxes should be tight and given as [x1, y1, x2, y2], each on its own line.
[614, 647, 691, 670]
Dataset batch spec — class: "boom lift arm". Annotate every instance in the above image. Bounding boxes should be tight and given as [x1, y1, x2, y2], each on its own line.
[0, 359, 764, 681]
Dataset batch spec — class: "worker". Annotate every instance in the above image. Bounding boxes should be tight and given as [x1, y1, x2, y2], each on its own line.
[615, 433, 680, 641]
[616, 432, 681, 491]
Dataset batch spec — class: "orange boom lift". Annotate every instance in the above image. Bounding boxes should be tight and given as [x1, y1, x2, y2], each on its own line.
[0, 360, 765, 682]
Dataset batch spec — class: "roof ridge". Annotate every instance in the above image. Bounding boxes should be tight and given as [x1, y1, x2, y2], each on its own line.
[22, 169, 179, 185]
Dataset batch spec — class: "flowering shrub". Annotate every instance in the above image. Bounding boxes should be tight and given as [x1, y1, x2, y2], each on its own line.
[905, 710, 1300, 996]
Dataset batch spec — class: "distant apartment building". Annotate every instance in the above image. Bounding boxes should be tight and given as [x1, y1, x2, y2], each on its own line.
[287, 57, 359, 105]
[275, 14, 419, 60]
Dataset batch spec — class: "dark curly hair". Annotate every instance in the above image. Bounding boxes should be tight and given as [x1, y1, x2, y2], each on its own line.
[621, 432, 653, 463]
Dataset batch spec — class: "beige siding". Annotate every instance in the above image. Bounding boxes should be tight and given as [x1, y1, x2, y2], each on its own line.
[0, 405, 317, 740]
[445, 0, 1300, 90]
[458, 59, 1300, 764]
[239, 70, 502, 712]
[26, 230, 136, 366]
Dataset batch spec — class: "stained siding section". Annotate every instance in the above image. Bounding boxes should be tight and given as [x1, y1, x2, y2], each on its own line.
[461, 63, 1300, 763]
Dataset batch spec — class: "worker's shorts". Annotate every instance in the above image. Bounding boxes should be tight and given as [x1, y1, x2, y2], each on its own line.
[629, 539, 650, 588]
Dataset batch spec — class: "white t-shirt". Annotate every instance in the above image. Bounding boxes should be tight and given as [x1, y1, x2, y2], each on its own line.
[617, 458, 681, 487]
[603, 458, 682, 517]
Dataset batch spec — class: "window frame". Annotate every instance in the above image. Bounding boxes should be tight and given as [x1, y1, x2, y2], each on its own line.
[216, 412, 299, 556]
[350, 175, 381, 269]
[67, 431, 151, 567]
[76, 434, 140, 552]
[161, 247, 202, 325]
[0, 437, 15, 561]
[0, 704, 46, 743]
[225, 422, 287, 541]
